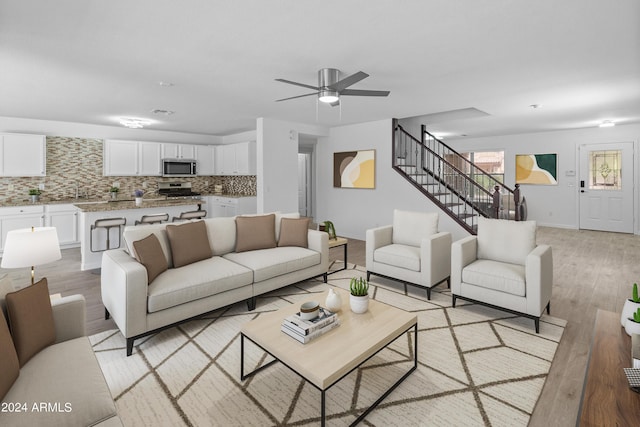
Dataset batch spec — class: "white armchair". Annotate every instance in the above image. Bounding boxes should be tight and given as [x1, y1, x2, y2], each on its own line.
[366, 210, 451, 299]
[451, 217, 552, 332]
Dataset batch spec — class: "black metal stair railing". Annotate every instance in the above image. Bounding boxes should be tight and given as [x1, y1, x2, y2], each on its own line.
[392, 119, 521, 234]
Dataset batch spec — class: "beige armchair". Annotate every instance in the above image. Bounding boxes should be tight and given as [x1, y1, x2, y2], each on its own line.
[366, 210, 451, 299]
[451, 217, 552, 332]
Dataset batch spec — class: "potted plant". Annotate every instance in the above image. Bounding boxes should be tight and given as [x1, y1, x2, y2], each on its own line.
[621, 282, 640, 327]
[319, 220, 337, 240]
[625, 307, 640, 336]
[134, 189, 144, 206]
[109, 186, 119, 200]
[28, 188, 42, 203]
[349, 277, 369, 314]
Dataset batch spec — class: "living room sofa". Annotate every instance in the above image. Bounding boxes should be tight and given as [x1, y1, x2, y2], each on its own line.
[101, 213, 329, 356]
[1, 278, 121, 427]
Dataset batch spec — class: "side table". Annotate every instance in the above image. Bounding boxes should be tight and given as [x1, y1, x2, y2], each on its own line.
[328, 236, 348, 275]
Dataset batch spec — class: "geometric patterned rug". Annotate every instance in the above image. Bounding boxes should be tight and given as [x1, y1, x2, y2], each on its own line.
[91, 265, 566, 426]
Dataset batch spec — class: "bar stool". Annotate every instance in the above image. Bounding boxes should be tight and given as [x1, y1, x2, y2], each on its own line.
[172, 210, 207, 222]
[135, 213, 169, 225]
[90, 217, 126, 252]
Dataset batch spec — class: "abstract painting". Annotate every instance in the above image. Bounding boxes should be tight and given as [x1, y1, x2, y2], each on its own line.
[516, 153, 557, 185]
[333, 150, 375, 188]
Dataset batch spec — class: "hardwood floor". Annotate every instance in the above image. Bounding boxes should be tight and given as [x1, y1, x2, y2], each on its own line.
[2, 226, 638, 426]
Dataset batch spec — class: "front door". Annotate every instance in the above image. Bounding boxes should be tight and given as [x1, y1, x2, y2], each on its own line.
[579, 142, 634, 233]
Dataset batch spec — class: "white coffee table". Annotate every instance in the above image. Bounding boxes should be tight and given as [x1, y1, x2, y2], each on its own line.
[240, 288, 417, 426]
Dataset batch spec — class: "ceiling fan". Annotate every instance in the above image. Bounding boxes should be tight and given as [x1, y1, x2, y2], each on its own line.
[275, 68, 390, 106]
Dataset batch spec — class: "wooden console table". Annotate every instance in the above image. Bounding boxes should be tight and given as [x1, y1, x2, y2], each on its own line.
[578, 309, 640, 426]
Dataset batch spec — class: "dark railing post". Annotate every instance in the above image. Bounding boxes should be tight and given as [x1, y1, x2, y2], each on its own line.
[513, 184, 521, 221]
[492, 185, 501, 219]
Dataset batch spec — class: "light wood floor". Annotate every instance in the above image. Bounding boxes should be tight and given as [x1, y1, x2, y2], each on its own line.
[2, 226, 638, 426]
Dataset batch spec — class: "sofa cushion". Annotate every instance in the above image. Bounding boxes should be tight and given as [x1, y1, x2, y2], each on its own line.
[0, 273, 15, 319]
[0, 337, 118, 427]
[235, 214, 277, 253]
[392, 209, 438, 247]
[133, 233, 169, 284]
[6, 278, 56, 367]
[477, 217, 536, 265]
[0, 309, 19, 401]
[223, 246, 321, 283]
[204, 217, 237, 256]
[147, 256, 254, 313]
[166, 220, 213, 268]
[124, 223, 173, 268]
[374, 244, 421, 272]
[278, 217, 310, 248]
[462, 259, 526, 297]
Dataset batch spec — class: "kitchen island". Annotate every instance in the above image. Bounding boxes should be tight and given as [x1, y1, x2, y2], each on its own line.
[76, 198, 204, 270]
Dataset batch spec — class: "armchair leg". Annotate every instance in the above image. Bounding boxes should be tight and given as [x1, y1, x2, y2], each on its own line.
[426, 287, 431, 300]
[367, 271, 371, 281]
[246, 297, 256, 311]
[452, 294, 457, 308]
[323, 273, 328, 283]
[447, 277, 450, 289]
[105, 308, 110, 320]
[546, 302, 551, 315]
[534, 318, 540, 333]
[126, 338, 134, 356]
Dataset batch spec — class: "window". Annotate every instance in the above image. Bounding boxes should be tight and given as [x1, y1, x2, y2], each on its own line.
[589, 150, 621, 190]
[461, 151, 505, 189]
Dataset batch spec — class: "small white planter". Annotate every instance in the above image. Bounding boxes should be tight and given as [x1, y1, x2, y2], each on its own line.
[621, 299, 640, 327]
[625, 318, 640, 336]
[110, 192, 118, 200]
[135, 197, 143, 206]
[350, 294, 369, 314]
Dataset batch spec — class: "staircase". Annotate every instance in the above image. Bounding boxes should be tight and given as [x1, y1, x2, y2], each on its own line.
[392, 119, 522, 234]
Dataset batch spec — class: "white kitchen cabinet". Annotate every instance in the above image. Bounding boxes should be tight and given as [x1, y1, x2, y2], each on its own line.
[0, 206, 45, 252]
[138, 142, 162, 175]
[0, 133, 46, 177]
[104, 140, 162, 176]
[196, 145, 216, 176]
[45, 204, 79, 247]
[162, 143, 196, 159]
[215, 141, 256, 175]
[208, 196, 256, 217]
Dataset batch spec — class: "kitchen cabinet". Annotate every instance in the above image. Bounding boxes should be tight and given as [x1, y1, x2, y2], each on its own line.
[195, 145, 216, 176]
[161, 143, 196, 159]
[0, 206, 45, 252]
[0, 133, 46, 177]
[45, 204, 79, 247]
[207, 196, 256, 218]
[215, 141, 256, 175]
[103, 140, 162, 176]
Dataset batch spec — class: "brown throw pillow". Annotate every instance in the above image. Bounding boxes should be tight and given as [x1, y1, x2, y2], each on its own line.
[166, 220, 213, 268]
[278, 217, 310, 248]
[0, 310, 19, 400]
[133, 234, 169, 284]
[5, 278, 56, 367]
[235, 214, 277, 253]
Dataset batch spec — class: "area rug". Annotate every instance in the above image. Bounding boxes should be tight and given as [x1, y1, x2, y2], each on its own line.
[91, 265, 566, 426]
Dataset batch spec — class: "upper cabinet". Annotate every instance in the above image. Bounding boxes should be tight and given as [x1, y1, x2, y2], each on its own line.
[215, 141, 256, 175]
[161, 143, 196, 159]
[195, 145, 216, 176]
[104, 140, 162, 176]
[0, 133, 46, 177]
[139, 142, 162, 176]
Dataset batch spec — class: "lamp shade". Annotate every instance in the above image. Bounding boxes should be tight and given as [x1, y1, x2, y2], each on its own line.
[1, 227, 61, 269]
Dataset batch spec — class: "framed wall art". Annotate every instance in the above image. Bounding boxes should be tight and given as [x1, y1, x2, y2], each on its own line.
[515, 153, 557, 185]
[333, 149, 375, 189]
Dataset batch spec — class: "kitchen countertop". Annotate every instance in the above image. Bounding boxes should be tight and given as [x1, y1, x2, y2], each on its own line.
[74, 198, 204, 212]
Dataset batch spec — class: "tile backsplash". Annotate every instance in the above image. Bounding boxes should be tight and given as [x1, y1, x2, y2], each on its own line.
[0, 136, 256, 204]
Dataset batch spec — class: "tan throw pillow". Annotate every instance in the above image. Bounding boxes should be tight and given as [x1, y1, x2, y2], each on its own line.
[166, 220, 213, 268]
[0, 310, 19, 400]
[0, 274, 15, 319]
[278, 217, 310, 248]
[6, 278, 56, 367]
[235, 214, 277, 252]
[133, 234, 169, 284]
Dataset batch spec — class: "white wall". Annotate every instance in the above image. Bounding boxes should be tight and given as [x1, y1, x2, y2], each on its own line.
[221, 130, 257, 144]
[315, 119, 469, 241]
[256, 118, 328, 214]
[0, 116, 221, 144]
[447, 123, 640, 232]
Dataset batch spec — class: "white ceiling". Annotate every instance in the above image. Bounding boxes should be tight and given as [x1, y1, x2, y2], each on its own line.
[1, 0, 638, 139]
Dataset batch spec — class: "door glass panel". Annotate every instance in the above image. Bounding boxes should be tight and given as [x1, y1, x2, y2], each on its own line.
[589, 150, 621, 190]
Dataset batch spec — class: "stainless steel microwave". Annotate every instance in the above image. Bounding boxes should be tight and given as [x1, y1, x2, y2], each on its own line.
[162, 159, 197, 177]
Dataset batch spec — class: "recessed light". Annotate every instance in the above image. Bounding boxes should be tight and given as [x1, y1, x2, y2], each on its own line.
[158, 81, 174, 87]
[119, 118, 152, 129]
[599, 120, 615, 128]
[151, 109, 175, 115]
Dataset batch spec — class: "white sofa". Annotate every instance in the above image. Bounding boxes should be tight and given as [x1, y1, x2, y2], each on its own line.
[101, 213, 328, 356]
[451, 217, 553, 332]
[366, 210, 452, 299]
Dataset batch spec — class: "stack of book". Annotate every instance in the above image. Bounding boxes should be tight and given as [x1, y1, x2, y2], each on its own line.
[281, 307, 339, 343]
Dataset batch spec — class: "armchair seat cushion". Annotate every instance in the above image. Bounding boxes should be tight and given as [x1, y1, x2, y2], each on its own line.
[374, 244, 421, 272]
[462, 259, 526, 297]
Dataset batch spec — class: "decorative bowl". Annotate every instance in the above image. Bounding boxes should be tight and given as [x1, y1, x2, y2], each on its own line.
[299, 301, 319, 320]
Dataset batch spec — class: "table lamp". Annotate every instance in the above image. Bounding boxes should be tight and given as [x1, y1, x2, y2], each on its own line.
[1, 227, 61, 284]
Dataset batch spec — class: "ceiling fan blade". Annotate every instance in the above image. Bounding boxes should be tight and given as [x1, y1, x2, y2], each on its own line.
[328, 71, 369, 91]
[275, 92, 319, 102]
[275, 78, 319, 91]
[340, 89, 390, 97]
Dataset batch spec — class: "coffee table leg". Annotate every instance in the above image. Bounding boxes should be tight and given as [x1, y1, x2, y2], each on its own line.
[240, 333, 245, 380]
[321, 389, 326, 427]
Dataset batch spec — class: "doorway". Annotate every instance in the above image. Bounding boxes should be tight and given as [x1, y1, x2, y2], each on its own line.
[298, 139, 316, 219]
[579, 142, 634, 233]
